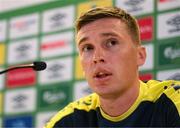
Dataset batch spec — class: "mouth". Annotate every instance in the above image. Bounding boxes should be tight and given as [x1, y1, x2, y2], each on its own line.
[94, 71, 112, 79]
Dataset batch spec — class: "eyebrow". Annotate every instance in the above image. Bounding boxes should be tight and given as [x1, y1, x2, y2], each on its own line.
[78, 32, 118, 46]
[78, 37, 88, 46]
[101, 32, 118, 37]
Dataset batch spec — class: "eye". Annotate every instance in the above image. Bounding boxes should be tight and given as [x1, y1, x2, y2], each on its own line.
[81, 44, 94, 52]
[106, 39, 118, 48]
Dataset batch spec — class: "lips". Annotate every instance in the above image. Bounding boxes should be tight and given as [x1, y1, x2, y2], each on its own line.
[93, 70, 112, 79]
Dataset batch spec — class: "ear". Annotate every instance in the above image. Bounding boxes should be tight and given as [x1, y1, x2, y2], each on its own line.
[137, 46, 146, 66]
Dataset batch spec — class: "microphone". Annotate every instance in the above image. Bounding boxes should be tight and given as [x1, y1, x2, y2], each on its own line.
[0, 61, 47, 74]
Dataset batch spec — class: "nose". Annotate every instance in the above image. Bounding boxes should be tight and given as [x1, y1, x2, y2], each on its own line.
[93, 49, 105, 64]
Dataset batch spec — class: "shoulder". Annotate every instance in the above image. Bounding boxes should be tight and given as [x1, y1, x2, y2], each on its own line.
[44, 93, 99, 128]
[162, 80, 180, 115]
[145, 79, 180, 95]
[144, 80, 180, 115]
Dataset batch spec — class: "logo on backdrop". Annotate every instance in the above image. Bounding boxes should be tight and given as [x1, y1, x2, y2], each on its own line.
[139, 73, 153, 82]
[4, 116, 33, 128]
[166, 15, 180, 33]
[158, 0, 180, 11]
[11, 19, 36, 31]
[39, 84, 71, 109]
[47, 63, 64, 78]
[4, 88, 36, 114]
[157, 69, 180, 80]
[13, 94, 27, 108]
[115, 0, 153, 16]
[41, 40, 67, 50]
[82, 87, 92, 94]
[138, 17, 153, 41]
[40, 32, 73, 58]
[158, 41, 180, 67]
[6, 68, 36, 88]
[36, 112, 56, 128]
[164, 46, 180, 59]
[15, 43, 31, 59]
[74, 81, 92, 100]
[49, 13, 66, 28]
[157, 11, 180, 39]
[167, 73, 180, 80]
[39, 57, 73, 85]
[42, 6, 74, 33]
[124, 0, 144, 12]
[8, 38, 38, 64]
[43, 90, 66, 104]
[10, 13, 39, 39]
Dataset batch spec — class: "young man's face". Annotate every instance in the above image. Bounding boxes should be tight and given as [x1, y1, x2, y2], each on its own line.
[76, 18, 146, 98]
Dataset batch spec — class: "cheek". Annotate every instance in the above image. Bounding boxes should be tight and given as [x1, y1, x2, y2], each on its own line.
[113, 51, 137, 69]
[80, 56, 92, 73]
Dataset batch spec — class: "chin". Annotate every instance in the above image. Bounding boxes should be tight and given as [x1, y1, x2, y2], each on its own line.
[93, 87, 114, 97]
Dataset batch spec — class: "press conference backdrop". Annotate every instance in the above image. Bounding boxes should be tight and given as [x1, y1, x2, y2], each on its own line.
[0, 0, 179, 127]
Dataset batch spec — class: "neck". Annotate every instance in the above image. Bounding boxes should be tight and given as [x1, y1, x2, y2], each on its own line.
[99, 80, 140, 117]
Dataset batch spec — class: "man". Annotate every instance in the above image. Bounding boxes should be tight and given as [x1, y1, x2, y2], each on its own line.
[45, 7, 180, 127]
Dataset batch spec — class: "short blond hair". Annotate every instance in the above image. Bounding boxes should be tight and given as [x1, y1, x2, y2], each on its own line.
[75, 7, 141, 45]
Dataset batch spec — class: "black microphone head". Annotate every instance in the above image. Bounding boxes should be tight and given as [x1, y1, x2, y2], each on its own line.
[33, 61, 47, 71]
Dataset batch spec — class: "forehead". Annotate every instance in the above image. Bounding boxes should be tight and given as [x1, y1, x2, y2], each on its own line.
[77, 18, 127, 34]
[76, 18, 129, 44]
